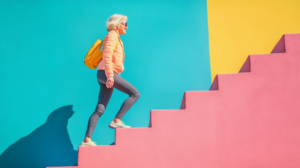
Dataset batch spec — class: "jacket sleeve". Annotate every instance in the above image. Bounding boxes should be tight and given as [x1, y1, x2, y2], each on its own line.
[103, 31, 118, 77]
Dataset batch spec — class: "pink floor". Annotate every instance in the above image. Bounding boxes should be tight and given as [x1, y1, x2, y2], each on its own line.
[49, 34, 300, 168]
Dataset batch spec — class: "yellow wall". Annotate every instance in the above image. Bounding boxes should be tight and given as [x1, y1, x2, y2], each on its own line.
[207, 0, 300, 81]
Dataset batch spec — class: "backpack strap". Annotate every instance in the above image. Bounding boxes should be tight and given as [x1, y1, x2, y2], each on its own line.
[114, 40, 119, 51]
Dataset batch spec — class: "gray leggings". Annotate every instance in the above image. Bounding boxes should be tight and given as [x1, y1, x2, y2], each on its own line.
[85, 70, 140, 138]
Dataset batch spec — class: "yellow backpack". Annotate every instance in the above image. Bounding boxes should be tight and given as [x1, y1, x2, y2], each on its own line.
[84, 38, 118, 69]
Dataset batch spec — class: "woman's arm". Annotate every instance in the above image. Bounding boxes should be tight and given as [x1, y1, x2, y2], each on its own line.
[103, 31, 118, 78]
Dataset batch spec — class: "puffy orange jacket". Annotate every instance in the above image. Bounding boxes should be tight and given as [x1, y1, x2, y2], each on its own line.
[97, 30, 125, 77]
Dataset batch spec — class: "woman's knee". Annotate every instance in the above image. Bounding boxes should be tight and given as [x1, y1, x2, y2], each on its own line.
[94, 104, 105, 116]
[132, 90, 140, 99]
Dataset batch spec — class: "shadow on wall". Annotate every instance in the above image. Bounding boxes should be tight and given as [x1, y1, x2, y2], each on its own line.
[0, 105, 78, 168]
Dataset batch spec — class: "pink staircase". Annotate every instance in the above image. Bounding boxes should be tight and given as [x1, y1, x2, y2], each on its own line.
[49, 34, 300, 168]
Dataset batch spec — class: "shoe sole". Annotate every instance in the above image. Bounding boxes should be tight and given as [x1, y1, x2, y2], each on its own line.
[108, 125, 131, 129]
[80, 144, 97, 146]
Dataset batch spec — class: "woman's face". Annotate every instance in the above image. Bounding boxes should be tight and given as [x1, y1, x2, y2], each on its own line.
[117, 20, 128, 35]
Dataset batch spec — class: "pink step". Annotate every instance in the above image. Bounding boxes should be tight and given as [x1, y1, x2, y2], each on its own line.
[48, 33, 300, 168]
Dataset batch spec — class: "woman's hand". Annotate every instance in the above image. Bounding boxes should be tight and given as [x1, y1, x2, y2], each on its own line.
[106, 76, 114, 88]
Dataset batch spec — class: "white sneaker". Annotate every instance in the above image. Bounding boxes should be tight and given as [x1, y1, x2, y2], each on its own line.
[80, 141, 97, 146]
[109, 121, 131, 129]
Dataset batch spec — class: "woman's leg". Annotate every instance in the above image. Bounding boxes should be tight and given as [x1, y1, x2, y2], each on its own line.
[85, 71, 113, 139]
[112, 74, 140, 120]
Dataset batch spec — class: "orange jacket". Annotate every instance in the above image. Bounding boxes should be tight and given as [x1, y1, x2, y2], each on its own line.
[97, 30, 125, 77]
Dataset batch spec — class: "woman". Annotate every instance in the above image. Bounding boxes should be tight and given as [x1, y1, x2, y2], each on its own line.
[81, 14, 140, 146]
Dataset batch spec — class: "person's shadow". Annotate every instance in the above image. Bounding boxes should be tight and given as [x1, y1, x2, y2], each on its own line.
[0, 105, 78, 168]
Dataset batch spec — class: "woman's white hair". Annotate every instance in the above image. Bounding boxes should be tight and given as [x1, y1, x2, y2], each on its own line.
[106, 14, 127, 31]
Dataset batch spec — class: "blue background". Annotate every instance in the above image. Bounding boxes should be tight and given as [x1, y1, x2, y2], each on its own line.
[0, 0, 211, 167]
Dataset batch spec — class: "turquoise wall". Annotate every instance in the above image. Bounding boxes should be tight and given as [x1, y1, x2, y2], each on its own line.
[0, 0, 211, 167]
